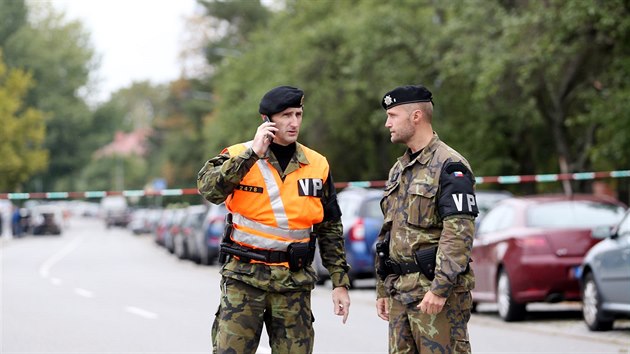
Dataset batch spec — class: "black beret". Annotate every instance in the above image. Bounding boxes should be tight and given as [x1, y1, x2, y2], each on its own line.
[259, 86, 304, 116]
[381, 85, 433, 110]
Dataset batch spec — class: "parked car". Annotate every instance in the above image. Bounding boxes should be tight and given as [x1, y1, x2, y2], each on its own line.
[475, 190, 513, 225]
[579, 208, 630, 331]
[173, 204, 208, 260]
[100, 196, 130, 228]
[194, 203, 228, 265]
[128, 208, 152, 235]
[163, 208, 187, 253]
[471, 194, 626, 321]
[30, 204, 63, 236]
[153, 209, 170, 245]
[313, 187, 384, 286]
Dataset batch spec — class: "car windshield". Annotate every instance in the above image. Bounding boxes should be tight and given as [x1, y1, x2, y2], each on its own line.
[338, 195, 362, 217]
[527, 201, 626, 228]
[363, 198, 384, 220]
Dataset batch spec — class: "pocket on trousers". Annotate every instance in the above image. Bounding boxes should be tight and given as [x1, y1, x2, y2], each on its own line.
[406, 182, 437, 228]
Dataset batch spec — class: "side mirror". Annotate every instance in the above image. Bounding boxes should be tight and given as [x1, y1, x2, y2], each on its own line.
[591, 225, 613, 240]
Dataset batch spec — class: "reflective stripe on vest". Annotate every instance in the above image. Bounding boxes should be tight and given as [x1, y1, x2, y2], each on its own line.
[231, 212, 311, 251]
[254, 149, 289, 229]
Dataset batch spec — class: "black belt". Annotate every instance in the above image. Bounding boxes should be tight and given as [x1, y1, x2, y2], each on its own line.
[387, 259, 470, 277]
[221, 244, 289, 263]
[249, 248, 289, 263]
[387, 260, 423, 275]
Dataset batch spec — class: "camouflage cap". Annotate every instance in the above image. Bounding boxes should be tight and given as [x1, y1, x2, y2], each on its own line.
[381, 85, 433, 110]
[259, 86, 304, 117]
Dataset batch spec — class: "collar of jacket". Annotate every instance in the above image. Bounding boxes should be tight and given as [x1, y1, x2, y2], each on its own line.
[400, 132, 440, 167]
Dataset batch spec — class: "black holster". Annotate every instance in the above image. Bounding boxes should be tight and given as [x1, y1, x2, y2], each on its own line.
[287, 232, 317, 272]
[375, 231, 392, 280]
[218, 213, 234, 264]
[414, 246, 438, 281]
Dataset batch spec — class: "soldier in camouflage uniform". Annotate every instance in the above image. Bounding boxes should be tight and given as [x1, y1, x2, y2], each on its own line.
[375, 85, 478, 354]
[198, 86, 351, 354]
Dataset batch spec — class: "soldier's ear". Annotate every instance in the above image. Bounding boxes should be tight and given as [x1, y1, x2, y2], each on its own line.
[412, 109, 423, 123]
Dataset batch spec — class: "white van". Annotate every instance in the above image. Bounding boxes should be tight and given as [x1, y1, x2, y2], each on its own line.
[100, 196, 130, 228]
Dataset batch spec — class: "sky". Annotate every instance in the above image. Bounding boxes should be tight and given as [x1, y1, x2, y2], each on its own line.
[51, 0, 200, 103]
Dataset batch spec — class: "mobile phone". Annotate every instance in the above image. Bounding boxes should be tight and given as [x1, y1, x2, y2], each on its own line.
[262, 115, 272, 142]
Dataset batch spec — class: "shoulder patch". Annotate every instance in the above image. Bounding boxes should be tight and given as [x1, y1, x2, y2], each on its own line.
[438, 162, 478, 219]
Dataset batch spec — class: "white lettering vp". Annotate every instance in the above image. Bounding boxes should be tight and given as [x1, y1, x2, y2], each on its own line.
[298, 179, 310, 195]
[452, 194, 464, 211]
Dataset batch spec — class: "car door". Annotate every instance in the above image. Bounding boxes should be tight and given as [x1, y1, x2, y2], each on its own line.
[598, 213, 630, 306]
[473, 204, 514, 301]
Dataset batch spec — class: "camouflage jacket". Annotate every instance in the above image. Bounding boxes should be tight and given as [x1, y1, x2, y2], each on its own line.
[197, 142, 351, 292]
[376, 133, 477, 304]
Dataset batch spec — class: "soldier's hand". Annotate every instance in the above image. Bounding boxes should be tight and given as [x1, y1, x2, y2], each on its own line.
[418, 290, 446, 315]
[376, 297, 389, 321]
[332, 286, 350, 324]
[251, 119, 277, 157]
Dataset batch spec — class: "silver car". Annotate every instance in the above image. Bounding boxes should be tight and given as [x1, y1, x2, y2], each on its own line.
[580, 209, 630, 331]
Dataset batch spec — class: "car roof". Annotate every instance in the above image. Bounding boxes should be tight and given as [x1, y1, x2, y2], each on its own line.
[338, 187, 383, 198]
[500, 193, 626, 207]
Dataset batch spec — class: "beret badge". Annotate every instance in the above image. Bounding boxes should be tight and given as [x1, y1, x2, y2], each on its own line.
[384, 95, 395, 107]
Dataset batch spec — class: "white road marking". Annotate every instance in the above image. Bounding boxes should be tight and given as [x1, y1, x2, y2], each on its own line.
[39, 237, 83, 279]
[125, 306, 158, 320]
[74, 288, 94, 298]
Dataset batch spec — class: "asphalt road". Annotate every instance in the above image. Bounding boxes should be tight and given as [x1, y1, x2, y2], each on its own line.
[1, 216, 628, 353]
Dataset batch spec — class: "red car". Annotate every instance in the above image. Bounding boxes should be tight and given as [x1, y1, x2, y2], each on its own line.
[471, 194, 626, 321]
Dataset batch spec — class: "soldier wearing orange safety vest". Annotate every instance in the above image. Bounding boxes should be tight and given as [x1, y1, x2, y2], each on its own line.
[197, 85, 351, 354]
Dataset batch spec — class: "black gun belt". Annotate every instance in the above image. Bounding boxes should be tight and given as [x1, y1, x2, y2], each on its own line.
[387, 260, 423, 275]
[387, 259, 470, 276]
[222, 244, 289, 263]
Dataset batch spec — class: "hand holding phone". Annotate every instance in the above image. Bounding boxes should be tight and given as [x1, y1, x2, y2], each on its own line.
[262, 115, 272, 142]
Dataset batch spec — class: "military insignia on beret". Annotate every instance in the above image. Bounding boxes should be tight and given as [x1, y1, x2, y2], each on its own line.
[384, 95, 395, 106]
[300, 94, 304, 106]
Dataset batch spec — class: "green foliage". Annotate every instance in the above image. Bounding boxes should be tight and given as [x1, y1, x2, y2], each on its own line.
[0, 51, 48, 191]
[2, 1, 96, 191]
[0, 0, 27, 44]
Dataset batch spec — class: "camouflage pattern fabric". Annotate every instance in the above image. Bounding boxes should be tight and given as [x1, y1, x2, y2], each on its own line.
[375, 133, 476, 351]
[197, 143, 351, 290]
[388, 291, 472, 354]
[212, 277, 314, 354]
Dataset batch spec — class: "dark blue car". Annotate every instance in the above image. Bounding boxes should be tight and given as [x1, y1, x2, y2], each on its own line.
[314, 187, 384, 287]
[194, 203, 228, 265]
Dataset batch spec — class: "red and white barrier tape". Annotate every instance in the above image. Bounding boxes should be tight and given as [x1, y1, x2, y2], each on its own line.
[1, 170, 629, 200]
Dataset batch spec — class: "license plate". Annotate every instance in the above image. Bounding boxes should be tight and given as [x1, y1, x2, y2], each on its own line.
[571, 265, 582, 279]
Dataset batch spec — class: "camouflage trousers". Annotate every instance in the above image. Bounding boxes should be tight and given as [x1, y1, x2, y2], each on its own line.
[212, 277, 314, 354]
[388, 291, 472, 354]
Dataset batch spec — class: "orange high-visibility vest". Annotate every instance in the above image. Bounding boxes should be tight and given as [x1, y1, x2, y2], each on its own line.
[224, 142, 328, 257]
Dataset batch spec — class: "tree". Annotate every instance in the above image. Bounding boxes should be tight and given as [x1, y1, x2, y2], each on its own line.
[0, 0, 27, 44]
[78, 82, 169, 191]
[436, 0, 630, 193]
[2, 1, 97, 191]
[0, 51, 47, 191]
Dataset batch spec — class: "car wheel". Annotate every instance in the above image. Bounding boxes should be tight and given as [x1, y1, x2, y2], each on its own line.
[582, 272, 614, 331]
[174, 235, 186, 259]
[196, 242, 209, 265]
[497, 270, 526, 322]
